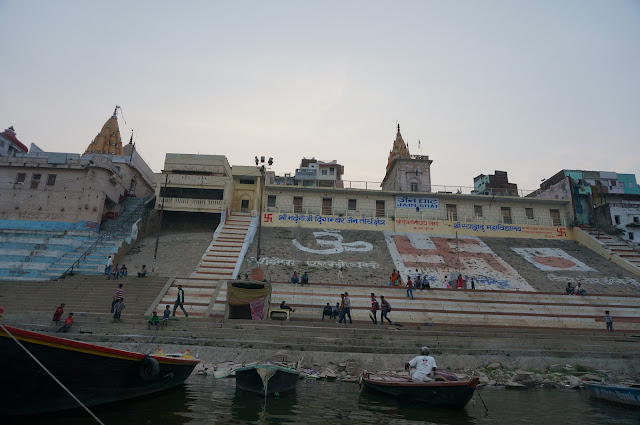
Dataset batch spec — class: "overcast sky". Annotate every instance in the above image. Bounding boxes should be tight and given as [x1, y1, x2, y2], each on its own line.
[1, 0, 638, 192]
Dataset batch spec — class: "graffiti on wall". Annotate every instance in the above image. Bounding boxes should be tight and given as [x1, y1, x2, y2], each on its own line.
[454, 222, 568, 239]
[272, 213, 386, 227]
[512, 248, 595, 272]
[293, 229, 373, 254]
[384, 232, 534, 291]
[248, 256, 380, 269]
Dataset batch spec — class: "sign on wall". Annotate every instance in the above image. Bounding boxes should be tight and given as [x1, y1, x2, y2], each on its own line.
[395, 196, 440, 210]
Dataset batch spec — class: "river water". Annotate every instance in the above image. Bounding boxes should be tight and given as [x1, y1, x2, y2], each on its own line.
[15, 376, 639, 425]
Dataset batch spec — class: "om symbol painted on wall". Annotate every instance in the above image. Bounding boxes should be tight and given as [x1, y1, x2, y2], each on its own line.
[292, 229, 374, 255]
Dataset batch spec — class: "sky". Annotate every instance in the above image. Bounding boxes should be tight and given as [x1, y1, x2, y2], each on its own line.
[1, 0, 639, 193]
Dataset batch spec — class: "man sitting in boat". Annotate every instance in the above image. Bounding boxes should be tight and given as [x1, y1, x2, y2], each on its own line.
[405, 346, 437, 382]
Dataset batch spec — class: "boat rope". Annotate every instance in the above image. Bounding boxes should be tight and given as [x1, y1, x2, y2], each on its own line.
[476, 387, 489, 413]
[0, 324, 106, 425]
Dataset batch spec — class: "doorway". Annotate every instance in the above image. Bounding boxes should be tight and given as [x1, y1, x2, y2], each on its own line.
[241, 199, 249, 213]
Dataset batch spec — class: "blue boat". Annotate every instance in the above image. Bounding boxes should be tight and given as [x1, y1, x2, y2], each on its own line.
[585, 383, 640, 408]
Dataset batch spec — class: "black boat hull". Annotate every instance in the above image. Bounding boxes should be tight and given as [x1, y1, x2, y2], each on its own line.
[361, 374, 479, 409]
[0, 326, 199, 416]
[235, 365, 300, 396]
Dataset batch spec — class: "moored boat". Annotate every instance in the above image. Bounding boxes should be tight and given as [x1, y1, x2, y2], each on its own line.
[585, 382, 640, 407]
[235, 362, 300, 396]
[0, 325, 200, 416]
[360, 371, 479, 409]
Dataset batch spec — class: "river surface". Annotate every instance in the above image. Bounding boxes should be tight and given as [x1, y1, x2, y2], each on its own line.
[14, 376, 639, 425]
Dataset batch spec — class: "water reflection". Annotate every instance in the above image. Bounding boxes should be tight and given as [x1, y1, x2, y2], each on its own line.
[8, 376, 640, 425]
[231, 387, 299, 424]
[358, 387, 475, 425]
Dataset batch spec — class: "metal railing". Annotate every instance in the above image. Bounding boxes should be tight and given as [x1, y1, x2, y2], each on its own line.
[268, 179, 549, 198]
[60, 195, 154, 278]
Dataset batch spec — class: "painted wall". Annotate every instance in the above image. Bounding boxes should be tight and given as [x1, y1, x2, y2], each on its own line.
[264, 186, 570, 228]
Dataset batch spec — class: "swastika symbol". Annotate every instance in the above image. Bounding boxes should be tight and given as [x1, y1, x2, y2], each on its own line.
[264, 213, 273, 223]
[556, 228, 567, 237]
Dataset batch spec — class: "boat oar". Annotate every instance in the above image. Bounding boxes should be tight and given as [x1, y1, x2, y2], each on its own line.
[0, 323, 105, 425]
[476, 388, 489, 413]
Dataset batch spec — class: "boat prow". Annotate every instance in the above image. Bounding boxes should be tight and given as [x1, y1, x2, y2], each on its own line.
[235, 362, 300, 396]
[585, 382, 640, 408]
[0, 325, 200, 416]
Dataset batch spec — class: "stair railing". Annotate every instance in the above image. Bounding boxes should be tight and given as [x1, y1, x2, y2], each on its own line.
[60, 195, 155, 278]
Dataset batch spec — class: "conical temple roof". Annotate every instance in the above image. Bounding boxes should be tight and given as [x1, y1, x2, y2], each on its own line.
[386, 123, 410, 171]
[84, 107, 123, 155]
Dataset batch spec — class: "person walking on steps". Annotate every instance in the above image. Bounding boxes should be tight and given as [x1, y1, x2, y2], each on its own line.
[105, 255, 113, 279]
[406, 276, 414, 300]
[173, 285, 189, 317]
[605, 311, 613, 332]
[369, 293, 379, 324]
[111, 283, 123, 313]
[380, 295, 393, 325]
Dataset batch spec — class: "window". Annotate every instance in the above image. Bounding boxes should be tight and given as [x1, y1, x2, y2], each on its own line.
[30, 174, 41, 189]
[376, 200, 385, 218]
[16, 173, 26, 184]
[239, 179, 255, 185]
[446, 204, 458, 221]
[267, 195, 276, 207]
[501, 207, 512, 224]
[614, 215, 621, 225]
[47, 174, 57, 186]
[474, 205, 483, 217]
[410, 183, 418, 192]
[525, 208, 534, 220]
[629, 232, 635, 241]
[321, 169, 328, 176]
[634, 217, 639, 224]
[322, 198, 332, 215]
[348, 199, 357, 211]
[293, 197, 303, 213]
[550, 209, 561, 226]
[329, 168, 335, 175]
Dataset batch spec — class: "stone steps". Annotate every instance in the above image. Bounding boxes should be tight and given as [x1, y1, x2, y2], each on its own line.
[3, 315, 637, 360]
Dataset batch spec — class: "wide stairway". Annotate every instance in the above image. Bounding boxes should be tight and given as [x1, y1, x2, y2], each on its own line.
[0, 274, 170, 319]
[44, 197, 150, 278]
[149, 212, 255, 317]
[267, 281, 640, 331]
[580, 226, 640, 270]
[3, 311, 639, 369]
[0, 230, 91, 281]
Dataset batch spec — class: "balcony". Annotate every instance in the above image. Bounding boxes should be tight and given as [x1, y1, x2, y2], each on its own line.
[160, 197, 224, 213]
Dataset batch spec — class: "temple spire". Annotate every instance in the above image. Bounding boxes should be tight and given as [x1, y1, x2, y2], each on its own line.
[83, 107, 123, 156]
[386, 123, 410, 172]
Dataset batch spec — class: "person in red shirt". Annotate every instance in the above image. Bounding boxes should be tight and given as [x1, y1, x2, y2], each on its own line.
[56, 313, 74, 333]
[406, 276, 414, 300]
[51, 303, 65, 326]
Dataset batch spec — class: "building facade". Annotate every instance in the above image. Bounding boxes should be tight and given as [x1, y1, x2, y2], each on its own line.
[263, 184, 571, 239]
[0, 126, 29, 156]
[155, 154, 233, 223]
[532, 170, 640, 235]
[473, 170, 519, 196]
[294, 158, 344, 188]
[0, 112, 155, 232]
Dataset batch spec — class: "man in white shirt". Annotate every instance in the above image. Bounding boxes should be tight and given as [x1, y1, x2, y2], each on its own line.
[405, 346, 437, 382]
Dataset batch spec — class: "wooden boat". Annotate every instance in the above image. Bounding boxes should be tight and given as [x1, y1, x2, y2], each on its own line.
[235, 362, 300, 396]
[0, 325, 200, 416]
[360, 371, 479, 409]
[585, 382, 640, 407]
